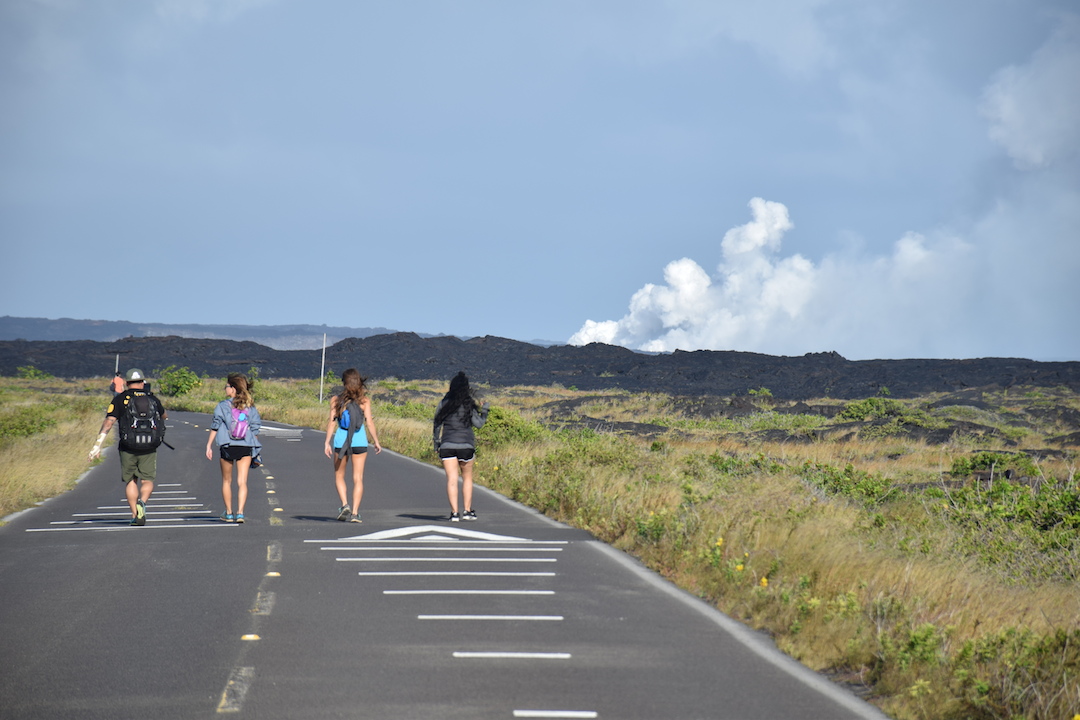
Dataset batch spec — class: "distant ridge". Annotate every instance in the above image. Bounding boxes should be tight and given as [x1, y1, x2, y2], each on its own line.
[0, 316, 400, 351]
[2, 333, 1078, 400]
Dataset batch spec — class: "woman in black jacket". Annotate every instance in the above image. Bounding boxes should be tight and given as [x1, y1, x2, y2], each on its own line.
[432, 372, 489, 521]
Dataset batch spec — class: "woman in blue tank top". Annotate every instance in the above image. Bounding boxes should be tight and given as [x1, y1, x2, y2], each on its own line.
[323, 368, 381, 522]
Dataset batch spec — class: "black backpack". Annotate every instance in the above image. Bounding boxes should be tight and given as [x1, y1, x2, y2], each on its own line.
[118, 390, 165, 451]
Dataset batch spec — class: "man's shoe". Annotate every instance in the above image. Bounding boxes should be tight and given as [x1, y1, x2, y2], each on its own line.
[462, 509, 477, 521]
[135, 499, 146, 526]
[337, 506, 351, 521]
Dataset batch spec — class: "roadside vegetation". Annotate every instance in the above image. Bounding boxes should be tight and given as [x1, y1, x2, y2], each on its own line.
[2, 367, 1077, 720]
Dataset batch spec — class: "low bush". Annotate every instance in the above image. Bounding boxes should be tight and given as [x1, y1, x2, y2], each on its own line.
[155, 365, 202, 397]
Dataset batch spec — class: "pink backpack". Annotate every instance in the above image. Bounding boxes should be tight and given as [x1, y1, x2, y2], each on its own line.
[230, 407, 250, 440]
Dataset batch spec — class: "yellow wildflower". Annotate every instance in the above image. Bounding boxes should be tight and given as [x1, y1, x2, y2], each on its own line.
[760, 577, 768, 588]
[715, 537, 724, 547]
[735, 564, 744, 572]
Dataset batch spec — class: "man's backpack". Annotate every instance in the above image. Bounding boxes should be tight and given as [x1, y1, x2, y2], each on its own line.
[118, 390, 165, 451]
[230, 407, 251, 441]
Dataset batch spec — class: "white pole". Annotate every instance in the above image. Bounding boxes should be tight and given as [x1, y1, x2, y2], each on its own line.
[319, 333, 326, 403]
[114, 354, 119, 374]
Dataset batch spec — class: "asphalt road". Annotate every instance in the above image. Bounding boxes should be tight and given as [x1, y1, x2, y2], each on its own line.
[0, 411, 890, 720]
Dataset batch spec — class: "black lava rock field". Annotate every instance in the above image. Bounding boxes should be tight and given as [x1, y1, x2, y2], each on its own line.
[3, 334, 1079, 401]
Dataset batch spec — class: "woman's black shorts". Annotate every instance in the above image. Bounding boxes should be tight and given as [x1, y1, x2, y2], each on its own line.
[438, 448, 475, 462]
[220, 445, 253, 462]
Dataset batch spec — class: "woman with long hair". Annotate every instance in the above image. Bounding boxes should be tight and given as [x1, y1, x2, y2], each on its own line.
[324, 368, 381, 522]
[432, 371, 490, 521]
[205, 373, 261, 523]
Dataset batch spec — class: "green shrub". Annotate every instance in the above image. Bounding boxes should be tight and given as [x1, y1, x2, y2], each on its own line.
[15, 365, 52, 379]
[375, 399, 435, 422]
[839, 397, 908, 421]
[800, 461, 892, 504]
[0, 406, 57, 439]
[154, 365, 202, 397]
[477, 406, 549, 448]
[950, 451, 1039, 478]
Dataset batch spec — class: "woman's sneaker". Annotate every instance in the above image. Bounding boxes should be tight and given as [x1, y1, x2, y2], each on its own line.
[221, 512, 235, 522]
[449, 512, 461, 522]
[337, 506, 351, 521]
[236, 514, 245, 524]
[463, 509, 478, 521]
[349, 513, 362, 523]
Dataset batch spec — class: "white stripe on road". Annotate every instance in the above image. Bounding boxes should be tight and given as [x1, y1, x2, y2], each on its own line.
[98, 502, 199, 508]
[513, 712, 597, 719]
[385, 590, 555, 595]
[305, 538, 567, 545]
[419, 615, 563, 621]
[453, 652, 571, 659]
[73, 511, 212, 517]
[52, 519, 194, 525]
[216, 666, 255, 713]
[26, 523, 237, 533]
[337, 557, 556, 563]
[357, 571, 555, 577]
[322, 546, 562, 552]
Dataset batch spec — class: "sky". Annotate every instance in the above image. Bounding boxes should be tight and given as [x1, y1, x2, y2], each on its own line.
[2, 0, 1078, 361]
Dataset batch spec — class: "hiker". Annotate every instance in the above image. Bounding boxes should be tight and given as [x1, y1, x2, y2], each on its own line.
[205, 373, 261, 524]
[432, 371, 490, 522]
[110, 372, 124, 394]
[88, 368, 168, 526]
[323, 368, 381, 523]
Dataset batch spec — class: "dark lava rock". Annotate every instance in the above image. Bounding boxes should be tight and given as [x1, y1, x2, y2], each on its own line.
[2, 334, 1079, 401]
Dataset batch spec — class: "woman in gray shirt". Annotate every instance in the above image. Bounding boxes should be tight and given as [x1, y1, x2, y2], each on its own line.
[432, 372, 489, 522]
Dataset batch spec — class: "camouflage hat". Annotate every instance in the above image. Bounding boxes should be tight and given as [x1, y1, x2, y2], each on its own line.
[124, 368, 146, 382]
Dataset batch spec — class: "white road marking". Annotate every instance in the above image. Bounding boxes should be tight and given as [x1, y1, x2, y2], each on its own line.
[419, 615, 563, 621]
[513, 712, 597, 719]
[26, 523, 236, 533]
[357, 571, 555, 577]
[97, 502, 199, 509]
[320, 546, 562, 552]
[337, 557, 556, 563]
[253, 591, 276, 615]
[385, 590, 555, 595]
[216, 666, 255, 714]
[73, 511, 212, 517]
[52, 518, 190, 525]
[453, 652, 571, 659]
[327, 524, 535, 542]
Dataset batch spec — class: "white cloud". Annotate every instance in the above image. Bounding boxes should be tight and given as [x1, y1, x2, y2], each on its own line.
[981, 15, 1080, 168]
[569, 197, 998, 359]
[570, 197, 820, 354]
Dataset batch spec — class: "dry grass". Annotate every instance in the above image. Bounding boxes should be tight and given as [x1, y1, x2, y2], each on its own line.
[0, 378, 110, 517]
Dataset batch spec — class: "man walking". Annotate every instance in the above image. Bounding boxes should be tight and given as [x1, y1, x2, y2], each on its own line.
[88, 368, 168, 526]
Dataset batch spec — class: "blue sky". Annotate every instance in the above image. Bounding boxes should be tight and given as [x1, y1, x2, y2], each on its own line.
[2, 0, 1077, 360]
